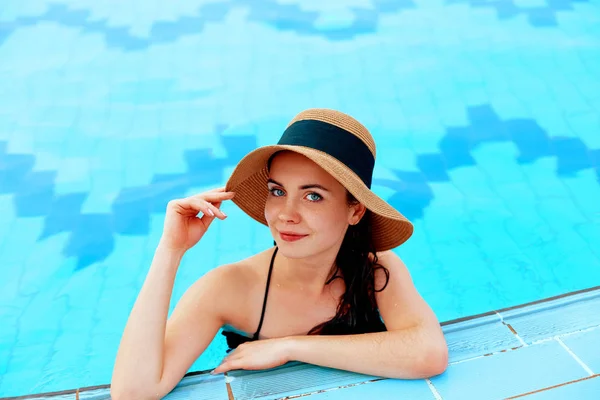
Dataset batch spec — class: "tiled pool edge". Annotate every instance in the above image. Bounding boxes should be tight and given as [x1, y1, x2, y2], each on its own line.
[2, 285, 599, 400]
[506, 374, 600, 399]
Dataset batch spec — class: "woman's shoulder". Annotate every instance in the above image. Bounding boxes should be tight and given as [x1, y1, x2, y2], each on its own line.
[196, 247, 276, 327]
[369, 250, 407, 288]
[206, 247, 276, 290]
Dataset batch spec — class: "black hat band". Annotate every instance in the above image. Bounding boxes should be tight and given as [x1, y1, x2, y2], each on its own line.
[277, 119, 375, 188]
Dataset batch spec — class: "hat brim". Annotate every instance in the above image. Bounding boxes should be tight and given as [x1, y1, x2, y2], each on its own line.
[225, 145, 413, 251]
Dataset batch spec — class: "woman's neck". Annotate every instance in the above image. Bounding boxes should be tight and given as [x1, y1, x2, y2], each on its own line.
[275, 246, 340, 294]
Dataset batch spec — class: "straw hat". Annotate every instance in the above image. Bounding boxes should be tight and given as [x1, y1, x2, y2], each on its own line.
[225, 108, 413, 251]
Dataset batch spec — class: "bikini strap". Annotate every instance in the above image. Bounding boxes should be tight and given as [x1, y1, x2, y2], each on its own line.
[252, 246, 278, 340]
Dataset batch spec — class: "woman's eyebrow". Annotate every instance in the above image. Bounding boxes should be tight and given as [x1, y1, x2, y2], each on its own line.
[267, 179, 329, 192]
[299, 184, 329, 192]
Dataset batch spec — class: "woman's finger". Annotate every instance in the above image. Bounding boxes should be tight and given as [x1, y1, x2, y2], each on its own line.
[194, 191, 235, 203]
[212, 358, 243, 375]
[204, 200, 226, 219]
[211, 362, 229, 375]
[173, 197, 216, 217]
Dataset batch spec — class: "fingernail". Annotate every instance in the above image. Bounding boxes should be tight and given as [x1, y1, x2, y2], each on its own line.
[210, 369, 216, 375]
[222, 211, 227, 218]
[207, 209, 214, 216]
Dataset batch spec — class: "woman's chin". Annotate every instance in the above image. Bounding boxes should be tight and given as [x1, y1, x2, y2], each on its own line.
[275, 236, 329, 258]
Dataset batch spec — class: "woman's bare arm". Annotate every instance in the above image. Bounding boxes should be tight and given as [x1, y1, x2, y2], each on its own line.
[110, 189, 235, 399]
[111, 246, 230, 399]
[213, 251, 448, 378]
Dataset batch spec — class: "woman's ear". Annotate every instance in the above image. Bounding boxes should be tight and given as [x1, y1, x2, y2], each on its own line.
[349, 203, 367, 225]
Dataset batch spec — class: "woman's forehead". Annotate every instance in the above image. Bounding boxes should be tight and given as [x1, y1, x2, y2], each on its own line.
[268, 152, 341, 187]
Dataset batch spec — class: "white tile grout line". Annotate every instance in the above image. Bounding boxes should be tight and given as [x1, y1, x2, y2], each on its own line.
[446, 323, 600, 367]
[282, 378, 386, 399]
[426, 378, 443, 400]
[517, 324, 600, 346]
[448, 355, 486, 366]
[495, 311, 528, 347]
[555, 337, 595, 376]
[554, 324, 600, 339]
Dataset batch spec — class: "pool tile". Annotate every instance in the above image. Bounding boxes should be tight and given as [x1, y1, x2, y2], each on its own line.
[442, 314, 522, 363]
[164, 373, 230, 400]
[519, 376, 600, 399]
[104, 106, 135, 136]
[501, 290, 600, 344]
[101, 236, 148, 287]
[0, 304, 19, 344]
[81, 170, 121, 213]
[552, 83, 591, 117]
[560, 169, 600, 221]
[51, 331, 90, 364]
[472, 142, 523, 185]
[0, 368, 46, 398]
[430, 340, 589, 400]
[538, 198, 588, 232]
[93, 138, 124, 173]
[560, 327, 600, 374]
[4, 341, 52, 378]
[303, 378, 435, 399]
[0, 346, 12, 376]
[41, 354, 92, 392]
[17, 290, 66, 342]
[520, 158, 571, 198]
[574, 222, 600, 259]
[309, 84, 342, 112]
[121, 140, 162, 186]
[227, 362, 378, 400]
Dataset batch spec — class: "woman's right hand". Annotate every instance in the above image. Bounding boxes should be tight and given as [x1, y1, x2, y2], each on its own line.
[159, 187, 235, 254]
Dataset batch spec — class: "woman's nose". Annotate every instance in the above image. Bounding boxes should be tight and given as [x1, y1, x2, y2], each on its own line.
[277, 197, 300, 223]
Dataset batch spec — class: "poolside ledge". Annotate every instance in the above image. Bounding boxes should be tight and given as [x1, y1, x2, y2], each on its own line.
[5, 286, 600, 400]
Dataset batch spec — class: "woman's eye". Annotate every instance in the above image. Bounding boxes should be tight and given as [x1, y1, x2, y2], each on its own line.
[270, 188, 285, 197]
[307, 193, 322, 202]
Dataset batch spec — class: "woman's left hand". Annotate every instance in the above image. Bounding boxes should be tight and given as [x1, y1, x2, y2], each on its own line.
[212, 338, 295, 374]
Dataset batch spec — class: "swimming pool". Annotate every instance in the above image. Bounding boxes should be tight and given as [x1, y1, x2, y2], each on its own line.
[1, 0, 599, 397]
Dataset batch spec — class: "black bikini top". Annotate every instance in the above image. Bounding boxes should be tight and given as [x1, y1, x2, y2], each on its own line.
[221, 247, 386, 352]
[221, 247, 278, 351]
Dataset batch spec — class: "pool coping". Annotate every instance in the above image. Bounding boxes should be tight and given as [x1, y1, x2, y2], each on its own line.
[3, 284, 600, 399]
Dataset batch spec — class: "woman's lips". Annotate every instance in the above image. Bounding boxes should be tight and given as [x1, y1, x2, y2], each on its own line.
[279, 231, 308, 242]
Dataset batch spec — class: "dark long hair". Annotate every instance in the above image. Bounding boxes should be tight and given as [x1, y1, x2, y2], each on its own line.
[308, 192, 390, 335]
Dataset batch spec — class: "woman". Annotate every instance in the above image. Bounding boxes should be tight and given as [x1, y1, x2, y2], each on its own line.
[111, 109, 448, 399]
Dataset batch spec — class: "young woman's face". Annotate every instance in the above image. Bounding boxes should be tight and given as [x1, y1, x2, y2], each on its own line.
[264, 151, 364, 258]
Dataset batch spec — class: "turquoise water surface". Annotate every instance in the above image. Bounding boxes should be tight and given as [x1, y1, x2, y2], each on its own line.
[1, 0, 599, 396]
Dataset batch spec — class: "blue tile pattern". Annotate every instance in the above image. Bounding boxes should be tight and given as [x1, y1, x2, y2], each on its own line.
[442, 313, 523, 363]
[560, 328, 600, 374]
[1, 0, 600, 396]
[228, 363, 379, 400]
[0, 1, 417, 50]
[501, 290, 600, 344]
[2, 103, 598, 269]
[448, 0, 590, 27]
[0, 128, 256, 269]
[22, 288, 600, 399]
[430, 341, 589, 399]
[523, 376, 600, 399]
[304, 378, 436, 399]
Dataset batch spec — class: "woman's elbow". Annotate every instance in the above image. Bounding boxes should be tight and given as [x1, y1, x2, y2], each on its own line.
[418, 343, 449, 378]
[110, 382, 164, 400]
[110, 386, 141, 400]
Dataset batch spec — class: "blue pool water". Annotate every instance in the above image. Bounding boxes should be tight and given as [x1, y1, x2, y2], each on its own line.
[1, 0, 599, 396]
